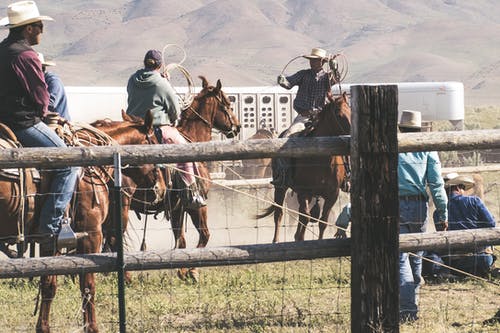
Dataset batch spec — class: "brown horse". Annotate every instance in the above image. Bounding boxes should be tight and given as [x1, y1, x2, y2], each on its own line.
[257, 93, 351, 242]
[148, 76, 240, 281]
[238, 128, 276, 179]
[28, 112, 165, 333]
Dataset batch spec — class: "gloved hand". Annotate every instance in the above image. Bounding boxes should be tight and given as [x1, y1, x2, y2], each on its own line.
[277, 75, 286, 86]
[435, 220, 448, 231]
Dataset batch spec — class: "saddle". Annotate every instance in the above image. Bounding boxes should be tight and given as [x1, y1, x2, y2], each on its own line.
[0, 122, 39, 243]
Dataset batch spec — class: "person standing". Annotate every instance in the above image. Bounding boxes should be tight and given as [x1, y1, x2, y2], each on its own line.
[126, 49, 205, 208]
[38, 52, 71, 120]
[0, 1, 79, 243]
[397, 110, 448, 322]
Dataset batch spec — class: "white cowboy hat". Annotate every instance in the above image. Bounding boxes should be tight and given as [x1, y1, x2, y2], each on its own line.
[0, 1, 53, 29]
[398, 110, 422, 129]
[445, 174, 475, 191]
[37, 52, 56, 66]
[303, 47, 327, 60]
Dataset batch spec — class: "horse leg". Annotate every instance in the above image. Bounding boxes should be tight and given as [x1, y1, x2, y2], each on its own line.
[78, 234, 103, 333]
[318, 194, 338, 240]
[272, 187, 287, 243]
[36, 274, 57, 333]
[295, 194, 312, 241]
[183, 206, 210, 282]
[36, 244, 57, 333]
[170, 208, 190, 280]
[189, 206, 210, 248]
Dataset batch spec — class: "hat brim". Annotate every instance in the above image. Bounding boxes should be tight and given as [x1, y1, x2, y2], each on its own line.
[42, 61, 56, 67]
[398, 124, 421, 129]
[0, 15, 53, 29]
[303, 55, 324, 59]
[446, 177, 475, 191]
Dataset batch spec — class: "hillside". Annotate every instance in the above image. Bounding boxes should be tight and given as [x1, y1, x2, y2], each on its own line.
[1, 0, 500, 106]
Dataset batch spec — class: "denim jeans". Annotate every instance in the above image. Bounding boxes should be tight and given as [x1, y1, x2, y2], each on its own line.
[14, 122, 79, 235]
[399, 199, 428, 320]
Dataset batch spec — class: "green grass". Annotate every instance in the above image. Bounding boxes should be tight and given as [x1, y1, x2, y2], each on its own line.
[0, 257, 498, 332]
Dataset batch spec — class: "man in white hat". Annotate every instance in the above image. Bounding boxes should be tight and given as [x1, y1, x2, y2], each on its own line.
[272, 47, 334, 186]
[397, 110, 448, 322]
[0, 1, 79, 247]
[38, 52, 71, 121]
[430, 173, 496, 277]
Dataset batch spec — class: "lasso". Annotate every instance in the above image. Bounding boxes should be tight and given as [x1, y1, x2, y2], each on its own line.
[161, 44, 195, 110]
[280, 51, 349, 86]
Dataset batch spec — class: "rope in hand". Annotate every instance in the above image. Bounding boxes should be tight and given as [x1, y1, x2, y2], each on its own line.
[279, 52, 349, 86]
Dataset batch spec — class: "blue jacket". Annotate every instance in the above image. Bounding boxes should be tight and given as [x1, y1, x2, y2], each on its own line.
[398, 151, 448, 222]
[45, 71, 71, 121]
[440, 192, 495, 230]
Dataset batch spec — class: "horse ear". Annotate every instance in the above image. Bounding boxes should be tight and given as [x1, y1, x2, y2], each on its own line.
[199, 75, 208, 89]
[342, 91, 349, 103]
[121, 109, 133, 122]
[144, 110, 154, 130]
[216, 79, 222, 92]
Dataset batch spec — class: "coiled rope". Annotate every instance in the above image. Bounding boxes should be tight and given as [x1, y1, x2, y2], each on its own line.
[280, 52, 349, 85]
[161, 44, 195, 110]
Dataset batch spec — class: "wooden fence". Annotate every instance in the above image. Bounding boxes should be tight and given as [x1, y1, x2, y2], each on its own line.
[1, 85, 499, 332]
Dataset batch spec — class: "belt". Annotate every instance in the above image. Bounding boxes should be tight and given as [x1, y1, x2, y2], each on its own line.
[399, 195, 427, 201]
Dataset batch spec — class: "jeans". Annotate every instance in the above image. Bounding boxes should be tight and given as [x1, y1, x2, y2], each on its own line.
[14, 122, 79, 235]
[399, 198, 428, 320]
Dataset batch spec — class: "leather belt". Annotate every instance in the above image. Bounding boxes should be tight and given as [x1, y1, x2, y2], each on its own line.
[400, 195, 427, 201]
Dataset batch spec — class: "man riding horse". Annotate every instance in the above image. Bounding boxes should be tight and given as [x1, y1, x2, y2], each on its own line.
[0, 1, 79, 249]
[274, 47, 349, 191]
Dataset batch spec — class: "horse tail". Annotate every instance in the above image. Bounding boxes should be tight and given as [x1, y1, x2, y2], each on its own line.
[255, 205, 275, 219]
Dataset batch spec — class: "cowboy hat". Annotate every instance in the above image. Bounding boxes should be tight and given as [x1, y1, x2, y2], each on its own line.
[0, 1, 53, 29]
[445, 174, 475, 191]
[398, 110, 422, 129]
[37, 52, 55, 66]
[303, 47, 327, 60]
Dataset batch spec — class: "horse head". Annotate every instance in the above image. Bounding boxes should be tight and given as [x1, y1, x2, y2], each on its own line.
[319, 92, 351, 136]
[180, 76, 241, 140]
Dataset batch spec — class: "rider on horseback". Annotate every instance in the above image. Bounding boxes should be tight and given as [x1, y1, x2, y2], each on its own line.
[126, 49, 205, 208]
[0, 1, 79, 247]
[273, 47, 335, 187]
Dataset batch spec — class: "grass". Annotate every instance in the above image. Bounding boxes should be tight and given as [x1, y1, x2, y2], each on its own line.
[1, 106, 499, 332]
[0, 257, 498, 332]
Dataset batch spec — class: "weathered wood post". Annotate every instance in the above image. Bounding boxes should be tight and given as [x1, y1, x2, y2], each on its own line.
[350, 85, 400, 332]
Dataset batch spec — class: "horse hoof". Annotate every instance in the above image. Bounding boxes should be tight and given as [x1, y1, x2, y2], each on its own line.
[188, 268, 199, 283]
[177, 268, 188, 281]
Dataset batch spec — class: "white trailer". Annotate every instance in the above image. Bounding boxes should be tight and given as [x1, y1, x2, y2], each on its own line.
[65, 81, 464, 138]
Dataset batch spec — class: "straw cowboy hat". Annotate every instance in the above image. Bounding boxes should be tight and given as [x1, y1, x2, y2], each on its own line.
[398, 110, 422, 129]
[0, 1, 53, 29]
[37, 52, 55, 66]
[445, 173, 475, 191]
[303, 47, 328, 60]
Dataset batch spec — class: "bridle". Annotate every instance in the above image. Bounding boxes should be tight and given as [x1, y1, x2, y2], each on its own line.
[183, 89, 240, 138]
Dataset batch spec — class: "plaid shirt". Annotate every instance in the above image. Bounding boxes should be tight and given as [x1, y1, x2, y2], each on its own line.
[285, 69, 331, 113]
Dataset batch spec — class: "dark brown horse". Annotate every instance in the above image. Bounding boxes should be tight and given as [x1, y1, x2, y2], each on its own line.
[153, 76, 240, 281]
[0, 112, 165, 333]
[257, 93, 351, 242]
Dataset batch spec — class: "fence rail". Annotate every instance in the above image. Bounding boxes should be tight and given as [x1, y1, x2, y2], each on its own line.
[0, 228, 498, 279]
[1, 129, 500, 168]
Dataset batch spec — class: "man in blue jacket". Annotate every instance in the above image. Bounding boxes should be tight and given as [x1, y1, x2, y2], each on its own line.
[397, 110, 448, 323]
[38, 52, 70, 120]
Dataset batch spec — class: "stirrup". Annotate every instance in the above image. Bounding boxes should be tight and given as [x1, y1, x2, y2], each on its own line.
[57, 218, 88, 251]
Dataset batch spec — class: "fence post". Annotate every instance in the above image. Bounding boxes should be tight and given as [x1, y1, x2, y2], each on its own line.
[350, 85, 399, 332]
[113, 153, 127, 333]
